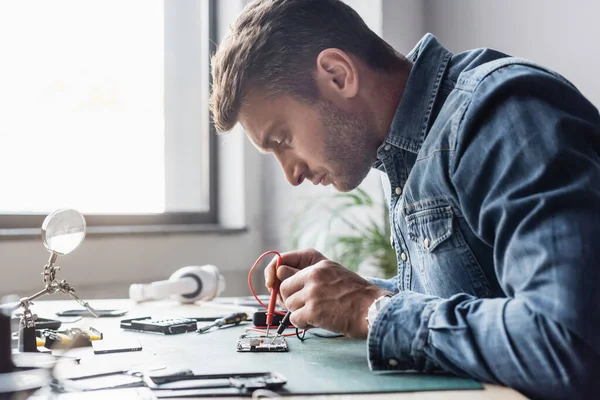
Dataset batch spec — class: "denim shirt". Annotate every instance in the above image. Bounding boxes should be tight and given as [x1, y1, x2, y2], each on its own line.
[367, 34, 600, 400]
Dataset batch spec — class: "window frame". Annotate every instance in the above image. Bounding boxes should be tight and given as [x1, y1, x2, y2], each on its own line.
[0, 0, 219, 234]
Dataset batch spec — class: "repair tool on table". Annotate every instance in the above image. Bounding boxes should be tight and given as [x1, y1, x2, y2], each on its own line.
[196, 312, 248, 333]
[38, 327, 102, 349]
[8, 209, 99, 354]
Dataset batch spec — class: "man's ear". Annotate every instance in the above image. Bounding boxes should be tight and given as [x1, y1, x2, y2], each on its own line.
[315, 48, 359, 101]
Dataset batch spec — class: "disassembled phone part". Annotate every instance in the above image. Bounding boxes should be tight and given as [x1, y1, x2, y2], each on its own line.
[120, 317, 198, 335]
[56, 308, 128, 318]
[144, 370, 287, 394]
[236, 334, 289, 352]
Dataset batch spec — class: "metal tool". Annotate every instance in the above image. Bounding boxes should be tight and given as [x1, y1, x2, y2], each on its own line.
[10, 209, 99, 353]
[196, 312, 247, 333]
[18, 209, 98, 327]
[270, 310, 292, 344]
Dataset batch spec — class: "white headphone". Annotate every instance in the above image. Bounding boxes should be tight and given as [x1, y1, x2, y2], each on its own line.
[129, 265, 225, 304]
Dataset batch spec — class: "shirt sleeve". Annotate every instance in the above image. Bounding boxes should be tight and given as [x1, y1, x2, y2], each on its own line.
[365, 275, 399, 294]
[367, 67, 600, 400]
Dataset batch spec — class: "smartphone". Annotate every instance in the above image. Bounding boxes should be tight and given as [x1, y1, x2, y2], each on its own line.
[56, 309, 128, 318]
[92, 337, 142, 355]
[236, 334, 288, 352]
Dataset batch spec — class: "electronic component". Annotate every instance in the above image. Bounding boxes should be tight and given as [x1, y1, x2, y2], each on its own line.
[120, 317, 198, 335]
[236, 334, 288, 352]
[252, 310, 287, 327]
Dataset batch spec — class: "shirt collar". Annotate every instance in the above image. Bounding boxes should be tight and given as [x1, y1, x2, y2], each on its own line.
[374, 34, 452, 166]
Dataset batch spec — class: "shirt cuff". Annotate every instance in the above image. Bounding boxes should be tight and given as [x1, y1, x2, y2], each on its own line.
[367, 291, 440, 371]
[365, 276, 399, 294]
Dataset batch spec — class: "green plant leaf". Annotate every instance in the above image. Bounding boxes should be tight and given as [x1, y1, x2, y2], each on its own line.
[287, 187, 397, 278]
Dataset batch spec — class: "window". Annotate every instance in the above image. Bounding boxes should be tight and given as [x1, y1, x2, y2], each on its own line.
[0, 0, 217, 231]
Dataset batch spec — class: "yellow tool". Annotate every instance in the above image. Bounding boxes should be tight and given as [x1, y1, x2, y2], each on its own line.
[196, 312, 248, 333]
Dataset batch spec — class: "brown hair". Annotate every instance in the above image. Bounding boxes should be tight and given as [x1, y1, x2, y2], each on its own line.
[209, 0, 402, 133]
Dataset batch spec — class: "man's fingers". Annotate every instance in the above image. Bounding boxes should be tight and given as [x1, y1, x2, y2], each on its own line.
[276, 249, 326, 271]
[276, 294, 286, 308]
[276, 265, 299, 282]
[279, 270, 305, 300]
[264, 256, 278, 289]
[289, 308, 312, 329]
[283, 292, 305, 312]
[264, 249, 326, 290]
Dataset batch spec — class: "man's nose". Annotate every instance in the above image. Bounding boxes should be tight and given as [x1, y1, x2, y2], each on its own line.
[277, 154, 304, 186]
[283, 164, 304, 186]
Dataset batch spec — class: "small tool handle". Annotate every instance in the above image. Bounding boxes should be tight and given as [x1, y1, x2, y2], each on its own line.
[275, 311, 292, 336]
[215, 312, 247, 327]
[197, 312, 248, 333]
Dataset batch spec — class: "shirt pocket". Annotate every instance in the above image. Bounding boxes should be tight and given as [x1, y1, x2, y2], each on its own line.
[406, 205, 458, 252]
[404, 202, 492, 298]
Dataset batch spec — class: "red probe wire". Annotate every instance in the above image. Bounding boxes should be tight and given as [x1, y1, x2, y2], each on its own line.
[247, 250, 287, 317]
[247, 250, 301, 336]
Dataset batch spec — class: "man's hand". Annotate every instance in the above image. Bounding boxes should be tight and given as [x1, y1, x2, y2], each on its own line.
[264, 249, 327, 306]
[267, 249, 391, 339]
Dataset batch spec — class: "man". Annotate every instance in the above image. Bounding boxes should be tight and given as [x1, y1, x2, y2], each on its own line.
[209, 0, 600, 398]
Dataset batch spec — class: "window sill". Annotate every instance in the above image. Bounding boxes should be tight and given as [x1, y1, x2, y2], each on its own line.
[0, 224, 247, 240]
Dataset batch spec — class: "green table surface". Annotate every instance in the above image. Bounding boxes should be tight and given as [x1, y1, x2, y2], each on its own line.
[24, 298, 483, 396]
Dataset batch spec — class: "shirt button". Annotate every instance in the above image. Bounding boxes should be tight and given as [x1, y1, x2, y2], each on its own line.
[400, 252, 407, 261]
[388, 359, 399, 367]
[424, 238, 430, 248]
[384, 144, 391, 151]
[395, 187, 402, 195]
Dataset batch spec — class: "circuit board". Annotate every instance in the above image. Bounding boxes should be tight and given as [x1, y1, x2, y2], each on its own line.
[236, 334, 289, 352]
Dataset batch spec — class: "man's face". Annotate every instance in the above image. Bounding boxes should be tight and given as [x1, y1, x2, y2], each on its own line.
[239, 92, 377, 192]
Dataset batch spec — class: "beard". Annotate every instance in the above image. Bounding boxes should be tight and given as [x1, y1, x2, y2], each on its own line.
[315, 100, 378, 192]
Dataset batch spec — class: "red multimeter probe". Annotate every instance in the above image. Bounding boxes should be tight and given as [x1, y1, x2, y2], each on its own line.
[248, 251, 290, 337]
[266, 277, 280, 336]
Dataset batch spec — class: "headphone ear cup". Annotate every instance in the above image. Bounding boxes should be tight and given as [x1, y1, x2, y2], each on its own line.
[173, 265, 225, 303]
[199, 264, 226, 300]
[129, 265, 225, 304]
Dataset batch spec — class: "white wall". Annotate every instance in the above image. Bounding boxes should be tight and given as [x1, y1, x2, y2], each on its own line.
[382, 0, 425, 54]
[0, 0, 263, 301]
[261, 0, 389, 265]
[263, 0, 600, 266]
[5, 0, 597, 301]
[423, 0, 600, 107]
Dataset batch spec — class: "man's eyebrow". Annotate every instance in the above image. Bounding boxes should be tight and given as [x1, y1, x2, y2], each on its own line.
[247, 126, 277, 154]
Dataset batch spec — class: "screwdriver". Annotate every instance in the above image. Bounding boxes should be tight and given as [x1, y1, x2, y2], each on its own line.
[270, 310, 292, 343]
[196, 312, 248, 333]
